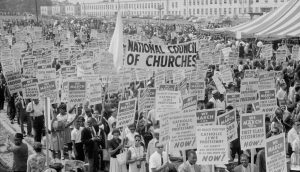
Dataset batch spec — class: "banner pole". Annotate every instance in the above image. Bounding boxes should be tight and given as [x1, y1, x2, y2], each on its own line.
[251, 149, 255, 172]
[44, 97, 50, 167]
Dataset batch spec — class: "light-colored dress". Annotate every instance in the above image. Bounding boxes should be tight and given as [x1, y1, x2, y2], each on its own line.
[291, 138, 300, 171]
[56, 113, 72, 146]
[128, 146, 145, 172]
[27, 152, 46, 172]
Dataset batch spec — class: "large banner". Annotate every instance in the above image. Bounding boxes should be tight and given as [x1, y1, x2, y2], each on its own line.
[265, 133, 287, 172]
[116, 98, 137, 128]
[240, 113, 265, 150]
[196, 109, 217, 126]
[124, 40, 198, 68]
[196, 125, 228, 165]
[170, 111, 197, 151]
[217, 109, 238, 142]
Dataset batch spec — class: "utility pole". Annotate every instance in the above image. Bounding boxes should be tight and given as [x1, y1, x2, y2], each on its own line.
[35, 0, 39, 23]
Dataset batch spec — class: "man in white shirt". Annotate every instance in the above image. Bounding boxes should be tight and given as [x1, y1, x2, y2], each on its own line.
[71, 118, 84, 161]
[26, 99, 44, 142]
[149, 142, 169, 172]
[146, 129, 159, 164]
[108, 109, 117, 132]
[209, 90, 219, 108]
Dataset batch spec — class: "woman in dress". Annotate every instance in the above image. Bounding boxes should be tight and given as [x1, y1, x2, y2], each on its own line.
[108, 129, 127, 172]
[55, 103, 79, 160]
[291, 116, 300, 172]
[126, 135, 146, 172]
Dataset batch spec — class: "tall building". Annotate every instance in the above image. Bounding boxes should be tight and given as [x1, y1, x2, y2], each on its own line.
[41, 0, 290, 18]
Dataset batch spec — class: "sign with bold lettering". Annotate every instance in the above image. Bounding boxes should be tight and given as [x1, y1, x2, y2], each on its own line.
[21, 78, 39, 99]
[259, 89, 277, 113]
[125, 40, 198, 68]
[217, 109, 238, 142]
[190, 81, 205, 100]
[196, 109, 217, 126]
[240, 113, 265, 150]
[5, 72, 22, 94]
[182, 95, 197, 113]
[170, 111, 197, 151]
[88, 81, 102, 105]
[240, 79, 259, 104]
[196, 125, 228, 165]
[116, 98, 137, 128]
[68, 81, 86, 104]
[265, 133, 287, 172]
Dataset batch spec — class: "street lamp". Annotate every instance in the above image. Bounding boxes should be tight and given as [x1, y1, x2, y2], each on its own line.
[157, 2, 164, 25]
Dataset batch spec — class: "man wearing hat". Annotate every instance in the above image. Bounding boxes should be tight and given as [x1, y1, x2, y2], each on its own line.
[1, 133, 28, 172]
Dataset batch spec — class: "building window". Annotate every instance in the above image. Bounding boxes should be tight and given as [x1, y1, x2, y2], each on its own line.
[210, 8, 212, 14]
[206, 0, 208, 4]
[244, 8, 247, 13]
[184, 0, 186, 5]
[193, 9, 195, 14]
[215, 8, 217, 14]
[215, 0, 218, 3]
[201, 9, 204, 14]
[229, 8, 231, 14]
[224, 8, 227, 14]
[193, 0, 196, 5]
[219, 8, 222, 15]
[210, 0, 213, 4]
[189, 0, 192, 5]
[234, 8, 237, 14]
[197, 0, 200, 5]
[205, 8, 208, 14]
[201, 0, 204, 4]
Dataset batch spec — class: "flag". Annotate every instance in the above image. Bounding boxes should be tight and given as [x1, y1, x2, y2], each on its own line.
[109, 11, 123, 72]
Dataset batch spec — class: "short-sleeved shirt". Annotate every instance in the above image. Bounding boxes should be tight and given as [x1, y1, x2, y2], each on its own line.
[108, 138, 121, 158]
[10, 143, 28, 171]
[27, 152, 46, 172]
[149, 151, 168, 172]
[71, 127, 84, 143]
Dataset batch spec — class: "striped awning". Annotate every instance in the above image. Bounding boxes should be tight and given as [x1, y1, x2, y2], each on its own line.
[227, 0, 300, 39]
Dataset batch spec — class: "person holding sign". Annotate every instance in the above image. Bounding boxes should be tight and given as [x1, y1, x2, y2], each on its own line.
[108, 129, 127, 172]
[26, 99, 44, 142]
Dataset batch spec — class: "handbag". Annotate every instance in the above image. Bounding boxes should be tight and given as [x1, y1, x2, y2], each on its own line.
[102, 149, 110, 161]
[116, 150, 127, 165]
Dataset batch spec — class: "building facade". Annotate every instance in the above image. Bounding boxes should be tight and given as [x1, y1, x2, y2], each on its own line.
[41, 0, 290, 18]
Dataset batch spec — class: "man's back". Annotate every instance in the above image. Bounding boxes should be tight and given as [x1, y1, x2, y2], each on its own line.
[12, 143, 28, 171]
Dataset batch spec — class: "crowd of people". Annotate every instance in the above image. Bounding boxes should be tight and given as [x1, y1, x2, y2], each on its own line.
[0, 16, 299, 172]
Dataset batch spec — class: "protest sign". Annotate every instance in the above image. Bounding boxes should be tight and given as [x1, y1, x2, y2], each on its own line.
[265, 133, 287, 172]
[170, 111, 197, 151]
[244, 70, 256, 79]
[240, 78, 259, 104]
[182, 95, 197, 113]
[36, 67, 56, 81]
[221, 47, 231, 60]
[159, 84, 177, 91]
[159, 111, 172, 145]
[155, 91, 181, 119]
[196, 125, 228, 165]
[221, 68, 233, 83]
[189, 81, 205, 100]
[143, 88, 156, 112]
[240, 113, 265, 150]
[116, 98, 137, 128]
[38, 79, 58, 104]
[155, 71, 165, 88]
[259, 71, 275, 82]
[5, 72, 22, 94]
[276, 49, 287, 63]
[212, 75, 226, 94]
[88, 81, 102, 105]
[292, 45, 300, 60]
[124, 40, 198, 68]
[173, 69, 185, 84]
[261, 44, 273, 60]
[226, 93, 240, 107]
[178, 78, 188, 96]
[259, 89, 277, 113]
[217, 109, 238, 142]
[21, 78, 39, 99]
[68, 81, 87, 104]
[196, 109, 217, 126]
[61, 66, 76, 76]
